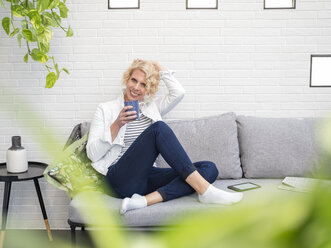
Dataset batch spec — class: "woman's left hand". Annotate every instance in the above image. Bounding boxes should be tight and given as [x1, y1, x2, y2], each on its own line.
[151, 61, 165, 72]
[136, 59, 164, 72]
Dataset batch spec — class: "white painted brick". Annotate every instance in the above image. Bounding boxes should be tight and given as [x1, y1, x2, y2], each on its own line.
[122, 37, 163, 45]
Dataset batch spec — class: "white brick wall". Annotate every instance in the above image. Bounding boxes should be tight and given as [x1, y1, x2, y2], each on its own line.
[1, 0, 331, 229]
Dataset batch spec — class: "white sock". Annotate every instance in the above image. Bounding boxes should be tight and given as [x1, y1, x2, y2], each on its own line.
[120, 194, 147, 214]
[198, 185, 243, 205]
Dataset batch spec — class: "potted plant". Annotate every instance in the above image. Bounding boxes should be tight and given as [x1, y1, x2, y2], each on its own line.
[0, 0, 73, 88]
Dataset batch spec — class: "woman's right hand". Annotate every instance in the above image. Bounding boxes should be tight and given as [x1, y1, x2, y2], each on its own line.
[114, 106, 137, 128]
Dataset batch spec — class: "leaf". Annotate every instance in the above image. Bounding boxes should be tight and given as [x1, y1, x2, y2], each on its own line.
[28, 10, 41, 29]
[55, 63, 59, 78]
[51, 12, 61, 27]
[66, 25, 73, 37]
[17, 33, 22, 47]
[39, 40, 49, 53]
[43, 27, 53, 41]
[2, 17, 10, 35]
[21, 19, 28, 29]
[58, 2, 68, 18]
[21, 0, 33, 8]
[37, 0, 50, 12]
[62, 67, 69, 75]
[46, 72, 57, 88]
[0, 0, 4, 8]
[41, 12, 53, 26]
[48, 0, 59, 9]
[9, 27, 19, 37]
[5, 0, 19, 3]
[31, 48, 49, 63]
[22, 29, 37, 42]
[35, 25, 44, 35]
[23, 53, 28, 63]
[29, 27, 38, 40]
[11, 5, 28, 17]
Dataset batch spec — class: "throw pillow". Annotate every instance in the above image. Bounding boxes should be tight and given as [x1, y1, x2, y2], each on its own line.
[44, 132, 105, 197]
[237, 116, 320, 178]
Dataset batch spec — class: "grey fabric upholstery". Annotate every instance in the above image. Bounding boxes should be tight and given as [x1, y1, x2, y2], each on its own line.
[156, 113, 243, 179]
[69, 178, 289, 227]
[68, 115, 321, 229]
[237, 116, 320, 178]
[81, 122, 91, 137]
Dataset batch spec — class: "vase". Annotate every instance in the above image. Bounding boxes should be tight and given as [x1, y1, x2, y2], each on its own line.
[6, 136, 28, 173]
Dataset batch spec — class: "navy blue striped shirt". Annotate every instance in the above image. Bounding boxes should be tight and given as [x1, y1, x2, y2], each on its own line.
[112, 112, 152, 165]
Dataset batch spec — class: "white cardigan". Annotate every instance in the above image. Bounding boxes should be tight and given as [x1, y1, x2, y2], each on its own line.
[86, 70, 186, 175]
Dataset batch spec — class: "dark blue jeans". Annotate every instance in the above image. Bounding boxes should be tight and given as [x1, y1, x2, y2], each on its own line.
[105, 121, 218, 201]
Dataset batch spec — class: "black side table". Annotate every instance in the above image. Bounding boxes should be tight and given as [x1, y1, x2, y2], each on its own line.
[0, 161, 53, 248]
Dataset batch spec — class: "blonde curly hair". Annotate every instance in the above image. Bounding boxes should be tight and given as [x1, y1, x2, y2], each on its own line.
[122, 60, 160, 99]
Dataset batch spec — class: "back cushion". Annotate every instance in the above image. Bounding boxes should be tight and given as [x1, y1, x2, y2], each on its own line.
[236, 116, 320, 178]
[81, 122, 91, 137]
[156, 113, 243, 179]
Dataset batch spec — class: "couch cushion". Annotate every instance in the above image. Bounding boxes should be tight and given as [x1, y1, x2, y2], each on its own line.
[69, 178, 294, 227]
[156, 113, 243, 179]
[237, 116, 320, 178]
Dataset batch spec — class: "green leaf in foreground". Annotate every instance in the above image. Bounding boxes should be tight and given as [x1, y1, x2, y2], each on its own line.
[2, 17, 10, 35]
[31, 48, 49, 63]
[66, 25, 73, 37]
[37, 0, 50, 12]
[28, 10, 42, 29]
[0, 0, 4, 8]
[55, 63, 59, 78]
[46, 72, 57, 88]
[22, 29, 37, 42]
[41, 12, 53, 26]
[63, 67, 69, 75]
[58, 2, 69, 18]
[48, 0, 60, 9]
[23, 53, 28, 63]
[17, 33, 22, 47]
[9, 27, 19, 37]
[39, 41, 50, 53]
[21, 19, 28, 29]
[11, 4, 28, 17]
[51, 11, 61, 27]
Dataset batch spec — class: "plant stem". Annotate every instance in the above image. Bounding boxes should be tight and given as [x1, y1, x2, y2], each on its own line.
[45, 63, 54, 72]
[26, 40, 31, 54]
[45, 64, 51, 72]
[10, 3, 15, 30]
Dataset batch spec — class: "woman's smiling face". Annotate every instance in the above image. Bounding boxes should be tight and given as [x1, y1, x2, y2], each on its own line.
[124, 69, 147, 102]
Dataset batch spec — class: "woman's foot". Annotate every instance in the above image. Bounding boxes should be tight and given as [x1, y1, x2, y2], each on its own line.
[198, 185, 243, 205]
[120, 194, 147, 214]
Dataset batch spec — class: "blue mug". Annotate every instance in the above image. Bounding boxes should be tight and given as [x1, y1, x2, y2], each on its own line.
[124, 100, 139, 120]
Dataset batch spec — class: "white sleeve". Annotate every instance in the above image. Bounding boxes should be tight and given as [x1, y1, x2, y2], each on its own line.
[86, 105, 121, 162]
[155, 70, 186, 116]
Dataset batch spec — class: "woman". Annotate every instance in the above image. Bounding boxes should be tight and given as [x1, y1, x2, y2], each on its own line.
[87, 60, 243, 214]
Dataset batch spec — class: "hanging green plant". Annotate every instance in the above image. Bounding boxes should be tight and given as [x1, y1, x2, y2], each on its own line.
[0, 0, 73, 88]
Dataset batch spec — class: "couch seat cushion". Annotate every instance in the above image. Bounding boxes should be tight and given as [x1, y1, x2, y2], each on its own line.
[69, 178, 297, 227]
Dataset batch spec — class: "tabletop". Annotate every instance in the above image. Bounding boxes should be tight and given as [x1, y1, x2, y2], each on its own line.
[0, 161, 48, 182]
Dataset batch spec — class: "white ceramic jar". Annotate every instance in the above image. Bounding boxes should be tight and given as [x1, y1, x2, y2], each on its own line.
[6, 136, 28, 173]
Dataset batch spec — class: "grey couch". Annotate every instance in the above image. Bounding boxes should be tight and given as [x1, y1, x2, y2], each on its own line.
[68, 113, 321, 243]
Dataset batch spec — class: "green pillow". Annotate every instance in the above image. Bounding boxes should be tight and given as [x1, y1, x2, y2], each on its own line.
[44, 132, 105, 197]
